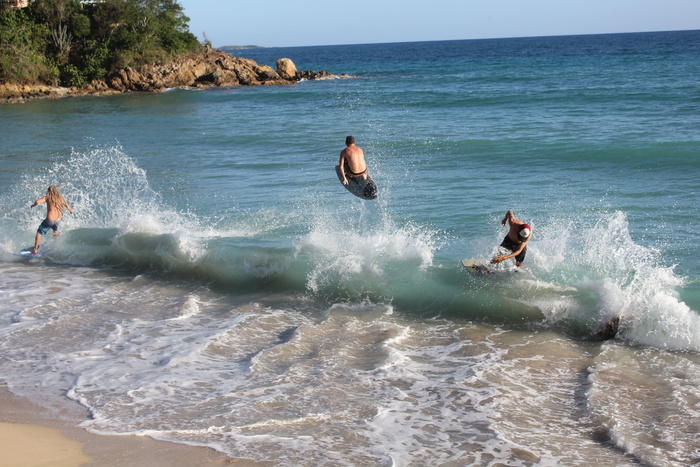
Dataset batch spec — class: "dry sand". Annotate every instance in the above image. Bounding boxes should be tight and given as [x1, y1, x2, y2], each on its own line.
[0, 385, 272, 466]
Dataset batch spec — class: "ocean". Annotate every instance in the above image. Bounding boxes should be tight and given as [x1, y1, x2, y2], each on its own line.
[1, 30, 699, 465]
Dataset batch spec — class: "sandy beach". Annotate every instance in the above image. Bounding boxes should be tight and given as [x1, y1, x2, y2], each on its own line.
[0, 385, 269, 466]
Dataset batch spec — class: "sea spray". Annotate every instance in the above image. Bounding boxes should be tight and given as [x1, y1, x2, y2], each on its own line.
[522, 210, 700, 348]
[299, 220, 438, 295]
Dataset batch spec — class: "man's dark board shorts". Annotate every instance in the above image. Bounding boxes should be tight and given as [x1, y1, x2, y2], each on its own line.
[500, 235, 526, 263]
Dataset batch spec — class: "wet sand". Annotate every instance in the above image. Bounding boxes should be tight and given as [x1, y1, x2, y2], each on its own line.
[0, 385, 270, 466]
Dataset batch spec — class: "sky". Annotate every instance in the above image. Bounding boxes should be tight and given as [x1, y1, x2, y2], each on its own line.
[179, 0, 700, 48]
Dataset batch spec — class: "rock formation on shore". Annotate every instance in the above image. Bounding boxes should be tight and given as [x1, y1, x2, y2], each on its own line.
[0, 47, 349, 104]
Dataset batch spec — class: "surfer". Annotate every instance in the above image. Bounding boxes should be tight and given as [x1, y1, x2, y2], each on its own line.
[339, 136, 368, 185]
[30, 185, 73, 254]
[491, 210, 532, 268]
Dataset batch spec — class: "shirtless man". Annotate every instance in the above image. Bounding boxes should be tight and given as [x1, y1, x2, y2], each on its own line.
[338, 136, 368, 185]
[30, 185, 73, 254]
[491, 210, 532, 268]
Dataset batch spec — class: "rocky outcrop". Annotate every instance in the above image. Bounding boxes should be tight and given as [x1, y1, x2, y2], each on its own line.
[0, 47, 352, 103]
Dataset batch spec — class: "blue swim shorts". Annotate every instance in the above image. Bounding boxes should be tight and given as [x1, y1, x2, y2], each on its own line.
[37, 218, 60, 235]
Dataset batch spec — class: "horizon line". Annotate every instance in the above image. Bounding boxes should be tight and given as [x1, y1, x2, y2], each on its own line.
[216, 28, 699, 50]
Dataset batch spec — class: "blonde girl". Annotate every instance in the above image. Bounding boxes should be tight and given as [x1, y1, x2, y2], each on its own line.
[30, 185, 73, 254]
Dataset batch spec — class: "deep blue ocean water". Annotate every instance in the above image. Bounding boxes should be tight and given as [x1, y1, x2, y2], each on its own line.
[1, 30, 699, 465]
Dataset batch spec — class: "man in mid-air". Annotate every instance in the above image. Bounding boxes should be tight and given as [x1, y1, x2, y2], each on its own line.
[338, 136, 368, 185]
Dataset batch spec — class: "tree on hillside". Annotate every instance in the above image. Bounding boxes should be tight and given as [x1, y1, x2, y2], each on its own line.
[32, 0, 75, 63]
[0, 0, 200, 86]
[0, 2, 52, 84]
[150, 0, 198, 52]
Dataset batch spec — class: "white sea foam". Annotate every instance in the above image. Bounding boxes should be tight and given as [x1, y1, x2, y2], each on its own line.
[299, 218, 439, 295]
[521, 210, 700, 350]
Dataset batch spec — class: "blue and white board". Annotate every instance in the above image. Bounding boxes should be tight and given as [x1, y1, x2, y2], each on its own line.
[335, 165, 378, 200]
[14, 247, 41, 257]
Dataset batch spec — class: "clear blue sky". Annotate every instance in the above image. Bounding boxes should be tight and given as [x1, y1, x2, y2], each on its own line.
[180, 0, 700, 48]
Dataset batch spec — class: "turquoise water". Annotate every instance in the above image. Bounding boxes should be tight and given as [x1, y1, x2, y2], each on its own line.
[1, 31, 699, 465]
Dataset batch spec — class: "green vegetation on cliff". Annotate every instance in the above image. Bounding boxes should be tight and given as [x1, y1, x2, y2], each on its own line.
[0, 0, 201, 86]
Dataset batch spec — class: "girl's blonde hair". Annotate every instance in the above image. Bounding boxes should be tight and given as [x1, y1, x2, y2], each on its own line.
[46, 185, 69, 214]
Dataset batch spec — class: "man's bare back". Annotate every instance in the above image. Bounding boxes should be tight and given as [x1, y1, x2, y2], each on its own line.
[339, 136, 367, 185]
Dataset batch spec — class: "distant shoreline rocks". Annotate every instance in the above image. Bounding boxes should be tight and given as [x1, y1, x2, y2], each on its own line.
[0, 47, 353, 104]
[218, 45, 265, 50]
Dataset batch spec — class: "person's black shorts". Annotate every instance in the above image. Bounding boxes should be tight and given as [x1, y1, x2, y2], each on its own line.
[500, 235, 526, 263]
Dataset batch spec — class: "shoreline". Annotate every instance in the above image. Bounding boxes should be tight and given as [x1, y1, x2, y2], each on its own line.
[0, 385, 269, 466]
[0, 83, 120, 104]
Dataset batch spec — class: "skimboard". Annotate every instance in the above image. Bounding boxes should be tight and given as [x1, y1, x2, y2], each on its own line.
[461, 258, 492, 275]
[335, 165, 378, 200]
[461, 258, 521, 276]
[13, 247, 41, 257]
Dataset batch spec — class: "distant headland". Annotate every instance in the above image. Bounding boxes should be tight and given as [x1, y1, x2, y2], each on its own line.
[0, 2, 347, 104]
[218, 45, 266, 50]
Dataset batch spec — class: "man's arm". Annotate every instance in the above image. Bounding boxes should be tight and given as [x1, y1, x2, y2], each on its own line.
[503, 236, 530, 260]
[339, 151, 348, 185]
[502, 210, 516, 226]
[491, 234, 532, 264]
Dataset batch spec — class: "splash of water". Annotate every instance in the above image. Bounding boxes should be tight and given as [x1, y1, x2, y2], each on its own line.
[528, 211, 700, 350]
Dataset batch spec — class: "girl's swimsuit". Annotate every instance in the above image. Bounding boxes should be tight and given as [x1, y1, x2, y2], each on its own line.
[37, 218, 60, 235]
